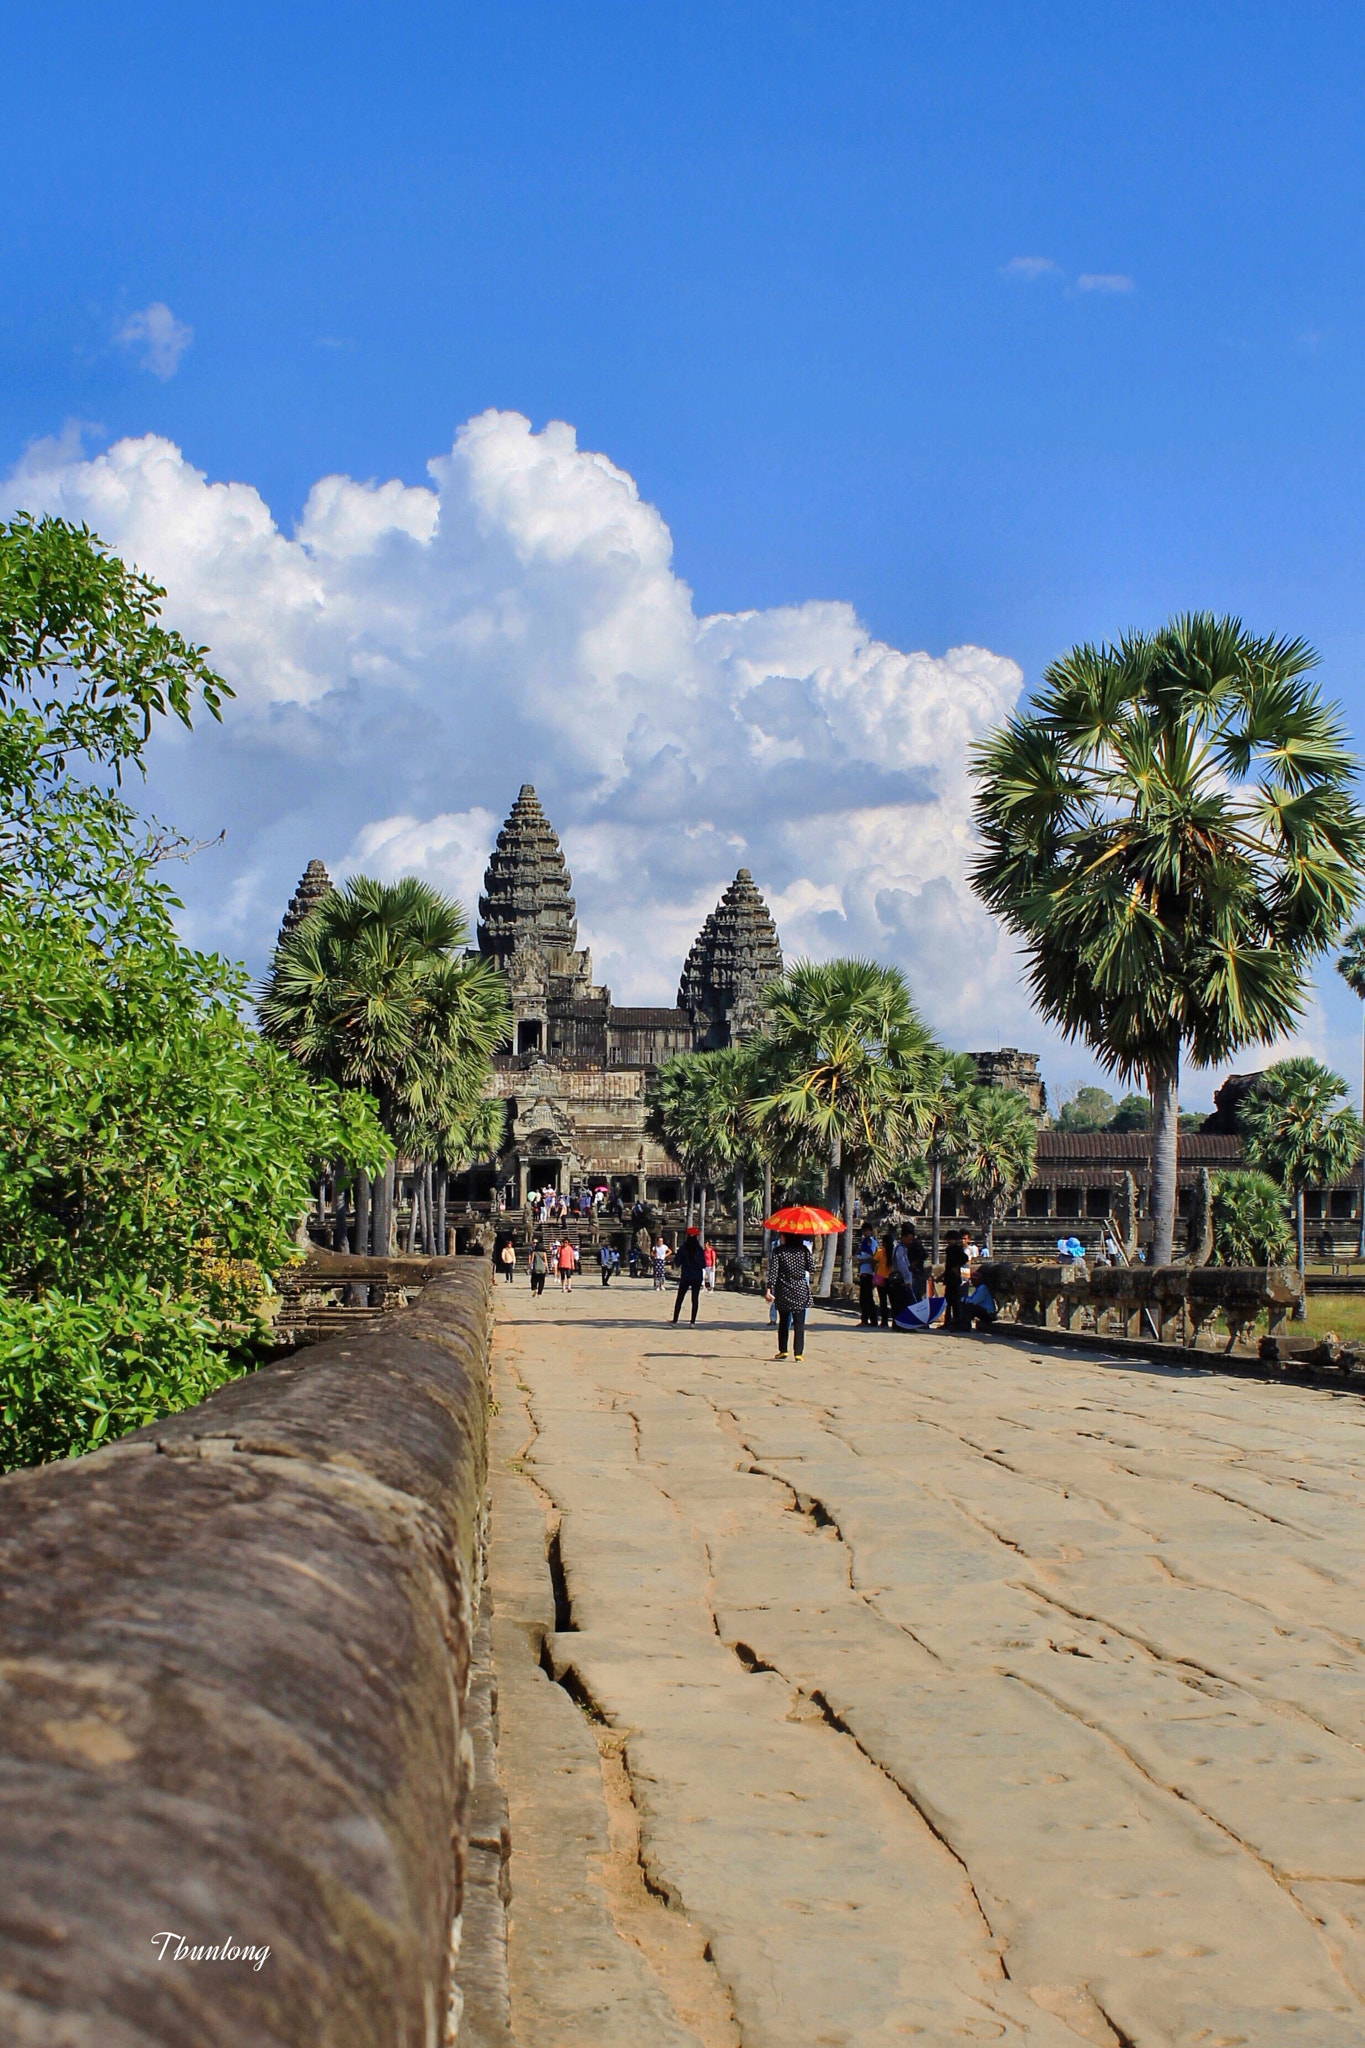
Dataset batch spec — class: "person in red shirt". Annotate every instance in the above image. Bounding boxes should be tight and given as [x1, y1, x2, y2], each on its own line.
[702, 1238, 717, 1291]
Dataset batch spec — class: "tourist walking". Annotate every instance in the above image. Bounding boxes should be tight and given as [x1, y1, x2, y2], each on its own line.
[702, 1238, 717, 1291]
[857, 1229, 878, 1326]
[652, 1235, 669, 1289]
[599, 1242, 619, 1286]
[529, 1242, 548, 1296]
[672, 1225, 706, 1326]
[556, 1236, 576, 1294]
[497, 1236, 517, 1285]
[766, 1233, 813, 1361]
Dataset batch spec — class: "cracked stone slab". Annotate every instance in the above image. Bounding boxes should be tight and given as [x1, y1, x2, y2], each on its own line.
[492, 1287, 1365, 2044]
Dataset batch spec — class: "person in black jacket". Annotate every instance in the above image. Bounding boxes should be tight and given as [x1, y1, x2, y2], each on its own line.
[943, 1230, 970, 1329]
[672, 1225, 707, 1325]
[766, 1234, 813, 1360]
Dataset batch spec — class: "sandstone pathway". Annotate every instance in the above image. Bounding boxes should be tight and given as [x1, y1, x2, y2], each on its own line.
[485, 1279, 1365, 2048]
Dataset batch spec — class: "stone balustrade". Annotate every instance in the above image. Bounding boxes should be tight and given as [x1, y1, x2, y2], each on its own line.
[0, 1258, 494, 2048]
[976, 1259, 1303, 1349]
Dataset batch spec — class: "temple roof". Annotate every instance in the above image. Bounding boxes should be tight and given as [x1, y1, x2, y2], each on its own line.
[478, 784, 579, 962]
[678, 868, 783, 1021]
[275, 858, 333, 953]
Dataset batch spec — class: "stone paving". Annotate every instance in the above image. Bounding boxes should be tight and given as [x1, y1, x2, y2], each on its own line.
[487, 1278, 1365, 2048]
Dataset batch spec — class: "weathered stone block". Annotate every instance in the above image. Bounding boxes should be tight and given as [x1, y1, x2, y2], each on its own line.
[0, 1264, 493, 2048]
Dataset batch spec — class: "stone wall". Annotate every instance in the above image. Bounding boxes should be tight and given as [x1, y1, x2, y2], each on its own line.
[0, 1260, 493, 2048]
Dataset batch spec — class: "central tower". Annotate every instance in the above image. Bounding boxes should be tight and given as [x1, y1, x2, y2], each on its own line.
[477, 783, 596, 1055]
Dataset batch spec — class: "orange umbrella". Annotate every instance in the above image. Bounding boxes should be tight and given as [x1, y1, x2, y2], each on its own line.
[762, 1204, 845, 1235]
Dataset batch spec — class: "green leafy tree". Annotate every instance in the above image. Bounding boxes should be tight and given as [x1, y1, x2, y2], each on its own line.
[259, 875, 508, 1253]
[0, 515, 387, 1470]
[1336, 926, 1365, 1257]
[1055, 1085, 1117, 1132]
[1210, 1170, 1294, 1268]
[949, 1087, 1039, 1253]
[972, 614, 1365, 1264]
[918, 1051, 981, 1260]
[1240, 1058, 1363, 1297]
[753, 959, 939, 1291]
[1108, 1093, 1153, 1132]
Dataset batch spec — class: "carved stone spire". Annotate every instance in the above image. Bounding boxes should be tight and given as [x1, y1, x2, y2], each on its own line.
[679, 868, 783, 1047]
[478, 785, 580, 966]
[275, 858, 334, 953]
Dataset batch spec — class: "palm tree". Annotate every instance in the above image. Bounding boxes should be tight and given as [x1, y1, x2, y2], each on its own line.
[1210, 1169, 1294, 1267]
[646, 1055, 719, 1228]
[698, 1044, 763, 1268]
[753, 959, 939, 1293]
[972, 614, 1365, 1264]
[260, 876, 508, 1254]
[920, 1051, 981, 1262]
[950, 1087, 1038, 1253]
[1240, 1057, 1363, 1303]
[1336, 926, 1365, 1258]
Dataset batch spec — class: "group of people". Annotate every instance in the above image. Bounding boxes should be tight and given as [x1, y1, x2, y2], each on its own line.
[854, 1224, 994, 1332]
[495, 1216, 993, 1351]
[496, 1234, 579, 1294]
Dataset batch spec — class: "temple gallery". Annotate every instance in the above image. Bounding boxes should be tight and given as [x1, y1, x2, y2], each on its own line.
[275, 785, 1365, 1250]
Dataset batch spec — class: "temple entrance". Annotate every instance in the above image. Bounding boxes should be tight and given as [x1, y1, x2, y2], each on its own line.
[516, 1020, 543, 1055]
[526, 1158, 561, 1194]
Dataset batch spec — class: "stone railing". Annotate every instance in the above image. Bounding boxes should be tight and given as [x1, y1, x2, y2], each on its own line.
[0, 1259, 493, 2047]
[976, 1260, 1303, 1349]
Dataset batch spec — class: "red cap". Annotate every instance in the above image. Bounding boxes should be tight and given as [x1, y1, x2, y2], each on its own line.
[686, 1224, 700, 1235]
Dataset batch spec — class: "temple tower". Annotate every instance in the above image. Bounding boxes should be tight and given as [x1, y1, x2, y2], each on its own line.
[477, 785, 582, 968]
[275, 858, 333, 954]
[679, 868, 784, 1049]
[478, 785, 595, 1055]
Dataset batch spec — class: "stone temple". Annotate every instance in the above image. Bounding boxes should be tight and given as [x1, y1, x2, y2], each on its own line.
[274, 787, 1054, 1214]
[474, 785, 784, 1203]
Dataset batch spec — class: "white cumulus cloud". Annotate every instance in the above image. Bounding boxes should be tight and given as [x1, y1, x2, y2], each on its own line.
[2, 411, 1036, 1047]
[116, 301, 194, 378]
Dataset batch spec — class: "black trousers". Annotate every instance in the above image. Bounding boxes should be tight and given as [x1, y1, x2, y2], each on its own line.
[673, 1278, 701, 1324]
[946, 1282, 963, 1329]
[530, 1271, 545, 1295]
[858, 1274, 876, 1324]
[776, 1305, 806, 1358]
[601, 1267, 612, 1285]
[875, 1282, 891, 1328]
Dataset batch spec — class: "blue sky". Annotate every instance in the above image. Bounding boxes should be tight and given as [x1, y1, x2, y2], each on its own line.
[6, 1, 1365, 1106]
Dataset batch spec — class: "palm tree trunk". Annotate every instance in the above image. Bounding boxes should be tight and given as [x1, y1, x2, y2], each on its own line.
[735, 1166, 745, 1268]
[349, 1167, 371, 1307]
[841, 1174, 856, 1284]
[436, 1170, 448, 1256]
[762, 1160, 772, 1265]
[817, 1133, 840, 1298]
[686, 1177, 696, 1228]
[375, 1158, 396, 1258]
[699, 1183, 707, 1241]
[332, 1183, 349, 1251]
[931, 1154, 942, 1265]
[1358, 1010, 1364, 1260]
[1294, 1183, 1308, 1318]
[1148, 1059, 1180, 1266]
[405, 1169, 420, 1254]
[422, 1162, 434, 1255]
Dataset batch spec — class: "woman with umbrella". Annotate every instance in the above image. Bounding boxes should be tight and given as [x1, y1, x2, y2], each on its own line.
[763, 1204, 842, 1362]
